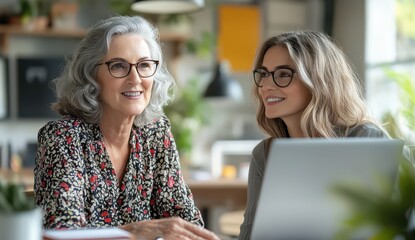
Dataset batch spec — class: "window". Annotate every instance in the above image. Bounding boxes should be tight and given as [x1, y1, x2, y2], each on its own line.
[365, 0, 415, 140]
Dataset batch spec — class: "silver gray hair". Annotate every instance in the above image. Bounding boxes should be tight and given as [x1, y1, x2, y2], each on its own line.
[52, 15, 176, 126]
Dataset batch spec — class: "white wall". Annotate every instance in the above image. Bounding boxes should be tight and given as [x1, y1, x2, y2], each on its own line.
[332, 0, 366, 88]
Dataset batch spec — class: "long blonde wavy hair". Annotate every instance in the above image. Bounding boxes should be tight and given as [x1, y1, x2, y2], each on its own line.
[253, 31, 375, 139]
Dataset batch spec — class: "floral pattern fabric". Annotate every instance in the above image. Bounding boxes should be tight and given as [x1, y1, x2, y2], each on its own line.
[34, 116, 203, 229]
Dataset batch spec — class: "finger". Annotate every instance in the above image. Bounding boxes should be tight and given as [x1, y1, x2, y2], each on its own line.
[182, 220, 220, 240]
[148, 217, 220, 240]
[121, 220, 163, 240]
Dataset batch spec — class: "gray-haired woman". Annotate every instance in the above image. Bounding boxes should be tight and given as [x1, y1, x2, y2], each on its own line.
[34, 15, 218, 240]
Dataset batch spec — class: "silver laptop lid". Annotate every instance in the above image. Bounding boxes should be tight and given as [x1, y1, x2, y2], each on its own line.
[251, 138, 404, 240]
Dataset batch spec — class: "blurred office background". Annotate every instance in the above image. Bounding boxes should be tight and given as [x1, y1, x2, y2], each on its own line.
[0, 0, 412, 175]
[0, 0, 413, 236]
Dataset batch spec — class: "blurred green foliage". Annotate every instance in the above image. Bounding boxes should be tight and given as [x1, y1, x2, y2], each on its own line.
[0, 179, 36, 213]
[332, 158, 415, 240]
[186, 31, 215, 59]
[396, 0, 415, 40]
[332, 67, 415, 239]
[382, 68, 415, 144]
[164, 29, 214, 163]
[164, 77, 209, 159]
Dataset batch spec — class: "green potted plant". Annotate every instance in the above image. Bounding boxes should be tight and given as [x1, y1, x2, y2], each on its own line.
[163, 31, 214, 172]
[382, 68, 415, 164]
[332, 158, 415, 240]
[157, 14, 193, 36]
[0, 178, 42, 240]
[164, 77, 209, 170]
[331, 69, 415, 239]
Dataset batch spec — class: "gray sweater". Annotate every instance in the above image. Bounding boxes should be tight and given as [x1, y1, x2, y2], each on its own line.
[238, 123, 388, 240]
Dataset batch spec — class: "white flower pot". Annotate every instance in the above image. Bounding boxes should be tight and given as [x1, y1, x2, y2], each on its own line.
[0, 208, 42, 240]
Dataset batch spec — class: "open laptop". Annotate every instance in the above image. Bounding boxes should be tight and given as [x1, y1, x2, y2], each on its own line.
[250, 138, 404, 240]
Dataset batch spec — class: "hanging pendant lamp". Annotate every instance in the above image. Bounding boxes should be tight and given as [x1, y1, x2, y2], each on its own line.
[204, 61, 243, 100]
[131, 0, 205, 14]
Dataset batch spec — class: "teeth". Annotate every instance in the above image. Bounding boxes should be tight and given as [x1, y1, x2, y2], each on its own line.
[267, 97, 284, 102]
[122, 91, 141, 97]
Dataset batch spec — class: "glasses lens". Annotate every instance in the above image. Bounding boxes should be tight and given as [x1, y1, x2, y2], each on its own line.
[137, 60, 158, 78]
[274, 68, 293, 87]
[108, 61, 130, 78]
[253, 69, 268, 87]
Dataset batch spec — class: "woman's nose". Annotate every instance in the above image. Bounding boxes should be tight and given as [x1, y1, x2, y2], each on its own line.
[128, 67, 143, 84]
[261, 75, 276, 89]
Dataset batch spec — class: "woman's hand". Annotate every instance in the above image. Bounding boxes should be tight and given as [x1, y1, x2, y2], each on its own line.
[120, 217, 220, 240]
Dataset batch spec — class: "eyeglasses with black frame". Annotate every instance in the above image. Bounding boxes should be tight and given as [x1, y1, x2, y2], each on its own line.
[96, 59, 159, 78]
[253, 67, 296, 88]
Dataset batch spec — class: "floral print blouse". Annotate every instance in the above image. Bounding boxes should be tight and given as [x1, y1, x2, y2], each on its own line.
[34, 116, 203, 229]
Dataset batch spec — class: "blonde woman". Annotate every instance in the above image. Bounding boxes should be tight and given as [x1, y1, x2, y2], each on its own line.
[239, 31, 387, 239]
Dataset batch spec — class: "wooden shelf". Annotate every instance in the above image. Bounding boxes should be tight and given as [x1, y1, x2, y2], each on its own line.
[0, 25, 190, 41]
[0, 25, 189, 57]
[159, 32, 190, 42]
[0, 168, 35, 191]
[0, 25, 86, 55]
[0, 25, 86, 38]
